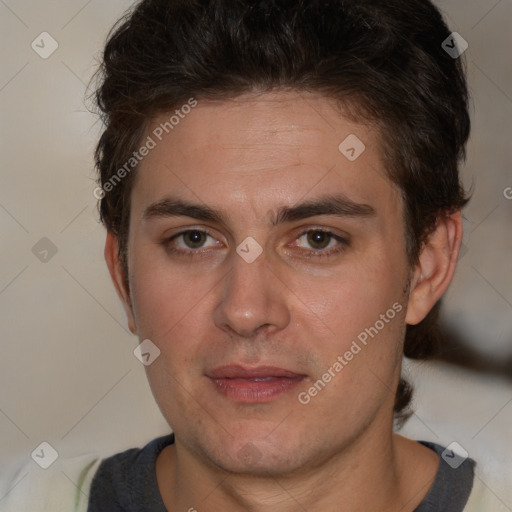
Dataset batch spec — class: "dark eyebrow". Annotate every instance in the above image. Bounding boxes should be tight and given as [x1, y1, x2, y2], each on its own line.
[271, 194, 376, 225]
[143, 194, 376, 226]
[143, 199, 226, 224]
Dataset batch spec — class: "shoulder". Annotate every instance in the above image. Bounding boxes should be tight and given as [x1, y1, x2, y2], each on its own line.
[87, 435, 172, 512]
[0, 453, 101, 512]
[464, 470, 512, 511]
[0, 435, 173, 512]
[415, 440, 511, 512]
[415, 441, 474, 512]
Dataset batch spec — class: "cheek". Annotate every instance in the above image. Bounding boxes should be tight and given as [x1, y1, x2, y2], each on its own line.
[299, 285, 406, 427]
[293, 252, 408, 415]
[128, 255, 218, 387]
[128, 248, 214, 338]
[295, 253, 406, 342]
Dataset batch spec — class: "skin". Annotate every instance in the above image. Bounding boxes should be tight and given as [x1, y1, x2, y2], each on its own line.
[105, 91, 463, 511]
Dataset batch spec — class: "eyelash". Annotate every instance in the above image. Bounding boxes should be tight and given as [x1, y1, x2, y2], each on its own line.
[162, 228, 349, 260]
[293, 230, 348, 259]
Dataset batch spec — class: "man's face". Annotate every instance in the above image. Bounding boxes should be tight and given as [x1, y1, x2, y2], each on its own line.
[124, 92, 413, 474]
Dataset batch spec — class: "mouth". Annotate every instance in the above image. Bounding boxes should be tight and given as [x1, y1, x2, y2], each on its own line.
[207, 365, 307, 403]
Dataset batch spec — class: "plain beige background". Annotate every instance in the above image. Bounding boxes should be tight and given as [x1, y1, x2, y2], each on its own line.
[1, 0, 511, 506]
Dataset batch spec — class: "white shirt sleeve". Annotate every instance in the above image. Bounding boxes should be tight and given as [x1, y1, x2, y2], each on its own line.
[464, 475, 512, 511]
[0, 454, 101, 512]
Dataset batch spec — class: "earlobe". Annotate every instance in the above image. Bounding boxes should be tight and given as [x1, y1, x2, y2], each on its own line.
[104, 232, 137, 334]
[405, 211, 463, 325]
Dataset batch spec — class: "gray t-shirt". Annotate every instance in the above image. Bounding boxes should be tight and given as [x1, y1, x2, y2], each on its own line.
[87, 435, 474, 511]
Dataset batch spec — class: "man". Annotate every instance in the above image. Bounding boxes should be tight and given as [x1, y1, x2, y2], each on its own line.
[2, 0, 500, 510]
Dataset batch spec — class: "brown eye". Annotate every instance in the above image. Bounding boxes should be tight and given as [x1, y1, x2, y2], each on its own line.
[163, 229, 219, 256]
[297, 230, 339, 251]
[306, 230, 332, 249]
[182, 230, 208, 249]
[293, 229, 349, 259]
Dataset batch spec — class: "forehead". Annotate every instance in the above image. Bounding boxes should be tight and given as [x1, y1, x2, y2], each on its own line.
[131, 91, 400, 220]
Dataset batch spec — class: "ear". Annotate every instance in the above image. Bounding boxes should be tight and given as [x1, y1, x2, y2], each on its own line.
[104, 232, 137, 334]
[405, 211, 463, 325]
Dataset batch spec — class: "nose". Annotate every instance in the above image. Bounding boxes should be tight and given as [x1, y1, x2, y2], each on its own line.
[212, 248, 290, 339]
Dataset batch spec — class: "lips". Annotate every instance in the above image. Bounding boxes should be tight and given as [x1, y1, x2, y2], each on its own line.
[207, 365, 306, 403]
[208, 365, 304, 379]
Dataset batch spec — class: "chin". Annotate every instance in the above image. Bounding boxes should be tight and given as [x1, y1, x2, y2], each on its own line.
[201, 435, 310, 477]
